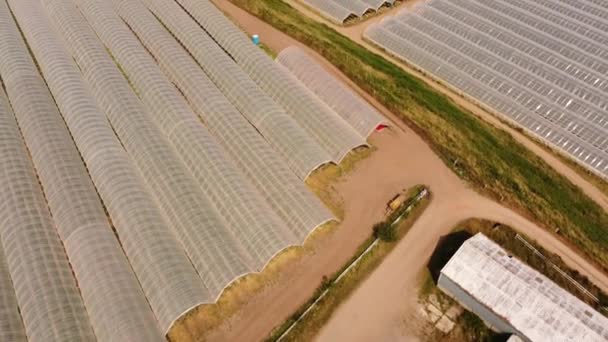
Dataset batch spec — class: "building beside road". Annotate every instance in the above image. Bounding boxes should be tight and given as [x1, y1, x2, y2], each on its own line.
[438, 233, 608, 342]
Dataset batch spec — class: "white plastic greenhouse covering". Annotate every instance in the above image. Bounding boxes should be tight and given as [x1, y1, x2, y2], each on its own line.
[64, 0, 298, 276]
[365, 0, 608, 178]
[0, 91, 31, 342]
[110, 0, 335, 241]
[561, 0, 608, 21]
[0, 0, 348, 337]
[443, 0, 608, 81]
[175, 0, 368, 164]
[140, 0, 332, 179]
[300, 0, 395, 24]
[277, 46, 388, 137]
[31, 2, 216, 330]
[361, 0, 396, 10]
[496, 0, 608, 50]
[1, 1, 163, 340]
[4, 0, 211, 335]
[331, 0, 374, 17]
[583, 0, 608, 11]
[468, 0, 608, 75]
[0, 59, 95, 342]
[3, 3, 190, 341]
[301, 0, 355, 24]
[391, 11, 608, 137]
[58, 0, 253, 306]
[420, 1, 608, 94]
[411, 2, 608, 116]
[499, 0, 608, 47]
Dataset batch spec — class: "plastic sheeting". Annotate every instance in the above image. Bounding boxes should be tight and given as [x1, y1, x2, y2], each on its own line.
[0, 0, 346, 336]
[431, 0, 608, 89]
[301, 0, 355, 24]
[111, 0, 335, 242]
[365, 1, 608, 178]
[392, 10, 608, 136]
[2, 1, 164, 340]
[551, 0, 608, 22]
[361, 0, 396, 10]
[4, 0, 210, 334]
[57, 0, 253, 312]
[140, 0, 332, 179]
[277, 46, 388, 137]
[331, 0, 374, 17]
[489, 0, 608, 50]
[0, 53, 95, 341]
[0, 94, 27, 342]
[300, 0, 395, 23]
[473, 0, 608, 64]
[555, 0, 608, 23]
[580, 0, 608, 11]
[65, 0, 296, 279]
[412, 2, 608, 116]
[176, 0, 368, 164]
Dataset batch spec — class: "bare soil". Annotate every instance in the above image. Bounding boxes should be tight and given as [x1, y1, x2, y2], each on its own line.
[189, 2, 608, 341]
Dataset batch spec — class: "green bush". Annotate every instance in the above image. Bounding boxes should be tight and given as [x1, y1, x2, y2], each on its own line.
[458, 311, 498, 341]
[373, 221, 396, 242]
[599, 292, 608, 307]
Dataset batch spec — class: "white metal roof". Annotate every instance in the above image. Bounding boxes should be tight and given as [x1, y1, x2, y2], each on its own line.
[441, 233, 608, 342]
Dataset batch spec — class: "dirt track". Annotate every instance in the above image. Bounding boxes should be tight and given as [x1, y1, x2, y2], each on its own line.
[205, 2, 608, 341]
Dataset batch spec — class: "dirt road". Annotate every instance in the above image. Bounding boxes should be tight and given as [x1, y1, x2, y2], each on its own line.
[202, 2, 608, 341]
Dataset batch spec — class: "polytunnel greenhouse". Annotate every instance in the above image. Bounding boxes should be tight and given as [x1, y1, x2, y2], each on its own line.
[0, 0, 381, 340]
[174, 0, 368, 164]
[277, 46, 388, 138]
[300, 0, 396, 24]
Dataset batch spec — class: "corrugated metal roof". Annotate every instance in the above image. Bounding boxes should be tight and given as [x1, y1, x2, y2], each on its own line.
[441, 233, 608, 341]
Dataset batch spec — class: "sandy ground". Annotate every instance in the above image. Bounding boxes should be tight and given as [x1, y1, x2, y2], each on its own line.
[200, 2, 608, 341]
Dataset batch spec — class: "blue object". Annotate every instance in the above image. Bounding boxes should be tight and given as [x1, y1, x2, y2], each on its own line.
[252, 34, 260, 46]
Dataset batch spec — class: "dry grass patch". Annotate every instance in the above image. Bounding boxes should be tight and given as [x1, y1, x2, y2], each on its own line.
[167, 245, 308, 342]
[306, 146, 375, 219]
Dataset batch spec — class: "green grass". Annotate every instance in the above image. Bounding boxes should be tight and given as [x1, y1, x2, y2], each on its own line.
[230, 0, 608, 271]
[456, 311, 499, 342]
[418, 269, 436, 299]
[549, 144, 608, 197]
[419, 269, 504, 342]
[306, 146, 375, 219]
[259, 43, 277, 59]
[267, 186, 430, 341]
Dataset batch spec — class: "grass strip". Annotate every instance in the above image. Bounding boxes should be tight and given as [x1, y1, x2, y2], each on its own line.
[259, 43, 277, 59]
[229, 0, 608, 271]
[268, 186, 430, 341]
